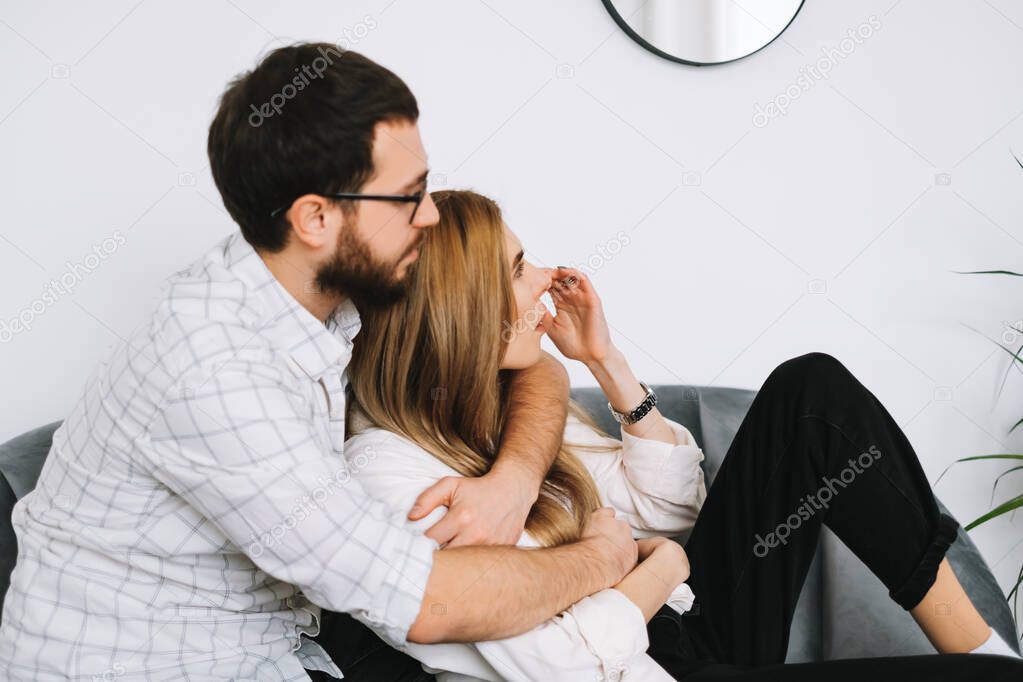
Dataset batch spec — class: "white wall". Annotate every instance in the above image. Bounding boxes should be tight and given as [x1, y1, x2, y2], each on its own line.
[2, 0, 1022, 603]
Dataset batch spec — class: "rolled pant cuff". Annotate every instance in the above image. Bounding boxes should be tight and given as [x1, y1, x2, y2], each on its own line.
[888, 512, 960, 610]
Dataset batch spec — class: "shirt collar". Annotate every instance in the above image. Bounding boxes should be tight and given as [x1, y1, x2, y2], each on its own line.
[224, 232, 361, 380]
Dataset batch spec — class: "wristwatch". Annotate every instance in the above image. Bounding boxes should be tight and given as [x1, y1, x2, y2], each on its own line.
[607, 382, 657, 425]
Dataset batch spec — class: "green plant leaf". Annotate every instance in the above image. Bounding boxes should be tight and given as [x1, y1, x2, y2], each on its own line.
[934, 454, 1023, 485]
[1009, 564, 1023, 631]
[1008, 416, 1023, 434]
[957, 454, 1023, 462]
[994, 341, 1023, 368]
[960, 322, 1023, 379]
[991, 465, 1023, 504]
[957, 152, 1023, 631]
[997, 337, 1023, 403]
[965, 494, 1023, 530]
[959, 323, 1023, 402]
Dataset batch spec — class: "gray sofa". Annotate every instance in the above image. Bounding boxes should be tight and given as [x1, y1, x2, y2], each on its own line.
[0, 385, 1018, 663]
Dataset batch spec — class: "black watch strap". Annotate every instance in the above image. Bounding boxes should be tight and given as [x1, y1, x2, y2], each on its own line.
[608, 382, 657, 425]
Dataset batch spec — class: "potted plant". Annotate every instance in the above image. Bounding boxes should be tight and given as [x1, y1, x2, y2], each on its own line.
[945, 153, 1023, 637]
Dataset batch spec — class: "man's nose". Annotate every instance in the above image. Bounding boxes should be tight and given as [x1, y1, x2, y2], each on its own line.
[413, 192, 440, 229]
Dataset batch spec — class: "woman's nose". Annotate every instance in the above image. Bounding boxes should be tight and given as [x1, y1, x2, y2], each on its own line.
[539, 267, 554, 291]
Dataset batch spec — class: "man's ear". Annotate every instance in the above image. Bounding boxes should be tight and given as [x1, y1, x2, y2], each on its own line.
[286, 194, 340, 250]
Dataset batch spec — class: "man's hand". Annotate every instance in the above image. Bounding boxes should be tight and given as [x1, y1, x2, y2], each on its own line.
[410, 353, 568, 547]
[409, 463, 538, 547]
[581, 507, 639, 587]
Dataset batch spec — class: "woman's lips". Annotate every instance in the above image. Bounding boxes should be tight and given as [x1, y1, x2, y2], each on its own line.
[534, 304, 548, 332]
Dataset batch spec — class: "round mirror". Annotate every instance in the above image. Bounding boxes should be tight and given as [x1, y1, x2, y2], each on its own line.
[600, 0, 805, 66]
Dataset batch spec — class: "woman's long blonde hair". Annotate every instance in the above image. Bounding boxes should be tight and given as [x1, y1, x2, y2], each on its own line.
[347, 189, 604, 547]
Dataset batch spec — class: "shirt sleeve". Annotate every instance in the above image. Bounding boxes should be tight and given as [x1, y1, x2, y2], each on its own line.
[344, 430, 672, 682]
[474, 589, 674, 682]
[144, 362, 438, 646]
[567, 416, 708, 535]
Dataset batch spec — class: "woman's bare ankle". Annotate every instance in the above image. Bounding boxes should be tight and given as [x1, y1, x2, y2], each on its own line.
[909, 558, 991, 653]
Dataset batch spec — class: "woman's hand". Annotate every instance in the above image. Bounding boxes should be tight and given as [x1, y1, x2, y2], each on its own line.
[545, 267, 676, 444]
[636, 536, 690, 582]
[636, 536, 671, 561]
[613, 535, 691, 621]
[543, 267, 615, 366]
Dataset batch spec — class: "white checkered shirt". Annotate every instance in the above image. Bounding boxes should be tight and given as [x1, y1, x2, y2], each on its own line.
[0, 231, 437, 681]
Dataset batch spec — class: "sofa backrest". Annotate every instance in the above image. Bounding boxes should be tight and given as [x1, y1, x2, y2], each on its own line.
[0, 387, 758, 626]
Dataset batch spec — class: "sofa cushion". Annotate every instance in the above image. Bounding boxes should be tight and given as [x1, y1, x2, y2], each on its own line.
[0, 420, 61, 624]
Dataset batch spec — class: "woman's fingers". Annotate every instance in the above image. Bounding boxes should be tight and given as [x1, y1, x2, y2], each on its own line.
[539, 309, 556, 332]
[553, 266, 583, 286]
[553, 266, 596, 299]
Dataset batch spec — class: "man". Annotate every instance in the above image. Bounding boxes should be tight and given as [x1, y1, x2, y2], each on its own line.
[0, 44, 637, 680]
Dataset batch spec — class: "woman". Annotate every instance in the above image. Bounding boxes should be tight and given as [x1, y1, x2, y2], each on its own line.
[341, 190, 1022, 681]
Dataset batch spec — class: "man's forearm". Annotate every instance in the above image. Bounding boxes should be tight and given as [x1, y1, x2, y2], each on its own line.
[407, 540, 610, 644]
[492, 351, 569, 489]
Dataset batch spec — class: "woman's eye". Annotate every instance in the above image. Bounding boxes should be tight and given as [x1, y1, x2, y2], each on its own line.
[515, 261, 526, 278]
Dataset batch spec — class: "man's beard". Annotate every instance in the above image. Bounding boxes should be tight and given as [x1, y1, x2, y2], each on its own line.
[314, 226, 419, 309]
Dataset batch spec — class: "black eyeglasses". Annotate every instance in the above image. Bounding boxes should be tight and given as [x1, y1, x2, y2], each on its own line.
[269, 190, 426, 221]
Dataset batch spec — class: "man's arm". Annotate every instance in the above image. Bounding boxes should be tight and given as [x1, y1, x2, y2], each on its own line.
[494, 350, 570, 484]
[408, 508, 636, 643]
[149, 357, 633, 646]
[408, 351, 569, 547]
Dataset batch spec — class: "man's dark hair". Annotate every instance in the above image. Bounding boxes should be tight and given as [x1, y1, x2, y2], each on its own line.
[208, 43, 419, 252]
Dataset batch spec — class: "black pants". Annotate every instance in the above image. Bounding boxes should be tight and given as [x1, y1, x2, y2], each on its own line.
[313, 352, 1023, 681]
[647, 352, 1022, 680]
[309, 609, 434, 681]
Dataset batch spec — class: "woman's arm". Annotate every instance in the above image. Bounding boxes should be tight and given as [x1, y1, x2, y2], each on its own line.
[544, 267, 674, 443]
[546, 267, 707, 532]
[566, 411, 707, 535]
[613, 537, 691, 621]
[586, 347, 676, 444]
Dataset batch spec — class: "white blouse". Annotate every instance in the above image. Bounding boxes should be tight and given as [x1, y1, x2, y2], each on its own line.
[342, 413, 708, 681]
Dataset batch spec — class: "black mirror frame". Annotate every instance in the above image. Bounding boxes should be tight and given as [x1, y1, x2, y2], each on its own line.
[598, 0, 807, 67]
